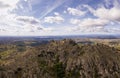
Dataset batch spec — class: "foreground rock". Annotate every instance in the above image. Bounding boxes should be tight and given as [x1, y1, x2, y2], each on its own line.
[0, 39, 120, 78]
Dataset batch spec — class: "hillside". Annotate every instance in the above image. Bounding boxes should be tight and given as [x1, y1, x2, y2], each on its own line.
[0, 39, 120, 78]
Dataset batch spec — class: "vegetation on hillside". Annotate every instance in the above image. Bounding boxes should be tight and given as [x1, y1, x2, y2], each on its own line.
[0, 39, 120, 78]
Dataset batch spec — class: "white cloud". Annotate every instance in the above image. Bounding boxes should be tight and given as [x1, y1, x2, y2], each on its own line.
[54, 12, 60, 16]
[0, 14, 44, 33]
[63, 10, 67, 14]
[0, 0, 19, 7]
[70, 18, 109, 27]
[16, 16, 40, 24]
[0, 13, 19, 32]
[70, 19, 81, 25]
[0, 0, 20, 16]
[93, 7, 120, 21]
[0, 0, 19, 5]
[70, 0, 120, 33]
[83, 2, 120, 22]
[0, 14, 52, 34]
[0, 0, 53, 35]
[44, 15, 64, 24]
[21, 24, 43, 32]
[108, 28, 120, 33]
[0, 2, 10, 8]
[15, 16, 53, 32]
[67, 25, 109, 33]
[0, 0, 120, 35]
[0, 0, 19, 11]
[67, 7, 85, 16]
[24, 0, 28, 2]
[69, 18, 109, 33]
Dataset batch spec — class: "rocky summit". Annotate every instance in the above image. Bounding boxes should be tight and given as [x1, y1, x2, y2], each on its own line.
[0, 39, 120, 78]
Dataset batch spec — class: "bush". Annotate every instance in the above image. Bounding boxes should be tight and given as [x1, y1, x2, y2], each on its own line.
[52, 62, 65, 78]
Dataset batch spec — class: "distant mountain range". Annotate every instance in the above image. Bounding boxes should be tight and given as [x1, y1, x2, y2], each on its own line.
[0, 34, 120, 42]
[35, 34, 120, 39]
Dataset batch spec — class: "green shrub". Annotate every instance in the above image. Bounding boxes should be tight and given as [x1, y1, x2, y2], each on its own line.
[52, 62, 65, 78]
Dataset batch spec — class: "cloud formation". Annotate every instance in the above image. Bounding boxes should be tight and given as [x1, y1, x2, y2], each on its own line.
[67, 7, 85, 16]
[67, 0, 120, 34]
[0, 2, 10, 8]
[70, 18, 109, 27]
[83, 5, 120, 22]
[69, 18, 109, 32]
[16, 16, 40, 24]
[0, 0, 120, 35]
[0, 0, 53, 35]
[44, 13, 64, 24]
[0, 0, 19, 11]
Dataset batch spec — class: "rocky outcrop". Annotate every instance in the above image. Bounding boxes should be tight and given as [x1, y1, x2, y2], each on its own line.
[0, 39, 120, 78]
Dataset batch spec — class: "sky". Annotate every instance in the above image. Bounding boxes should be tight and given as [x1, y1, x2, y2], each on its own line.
[0, 0, 120, 36]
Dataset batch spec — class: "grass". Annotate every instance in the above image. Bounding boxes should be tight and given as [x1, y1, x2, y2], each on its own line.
[0, 50, 15, 58]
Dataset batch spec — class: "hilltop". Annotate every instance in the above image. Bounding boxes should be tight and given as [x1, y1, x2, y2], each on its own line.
[0, 39, 120, 78]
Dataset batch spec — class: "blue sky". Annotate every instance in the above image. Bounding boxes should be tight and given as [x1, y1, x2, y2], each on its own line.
[0, 0, 120, 36]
